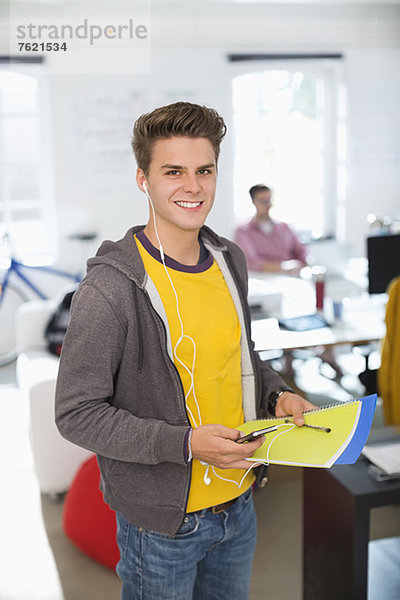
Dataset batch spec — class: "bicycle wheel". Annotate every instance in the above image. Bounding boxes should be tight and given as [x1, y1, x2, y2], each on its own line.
[0, 282, 28, 366]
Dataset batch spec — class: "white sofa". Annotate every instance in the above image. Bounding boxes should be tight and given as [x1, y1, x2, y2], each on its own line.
[15, 298, 92, 496]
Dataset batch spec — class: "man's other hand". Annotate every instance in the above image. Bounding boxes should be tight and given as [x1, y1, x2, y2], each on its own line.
[275, 392, 316, 426]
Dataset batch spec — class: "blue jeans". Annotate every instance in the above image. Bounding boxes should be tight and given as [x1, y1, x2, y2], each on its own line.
[116, 487, 257, 600]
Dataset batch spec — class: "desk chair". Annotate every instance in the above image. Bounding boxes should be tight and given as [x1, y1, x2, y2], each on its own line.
[15, 299, 92, 496]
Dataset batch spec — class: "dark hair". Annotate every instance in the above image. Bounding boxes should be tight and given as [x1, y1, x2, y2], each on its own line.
[249, 184, 271, 201]
[132, 102, 227, 175]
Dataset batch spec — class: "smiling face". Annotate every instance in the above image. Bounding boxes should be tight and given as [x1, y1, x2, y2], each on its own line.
[137, 136, 217, 244]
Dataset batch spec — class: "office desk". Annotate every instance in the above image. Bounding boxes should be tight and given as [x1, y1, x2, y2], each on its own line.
[303, 428, 400, 600]
[251, 294, 386, 353]
[248, 268, 367, 320]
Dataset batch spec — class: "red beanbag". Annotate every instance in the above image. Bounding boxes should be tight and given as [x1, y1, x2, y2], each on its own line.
[63, 455, 119, 570]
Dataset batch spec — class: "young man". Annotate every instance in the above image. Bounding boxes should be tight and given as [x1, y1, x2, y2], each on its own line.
[55, 102, 314, 600]
[235, 184, 307, 274]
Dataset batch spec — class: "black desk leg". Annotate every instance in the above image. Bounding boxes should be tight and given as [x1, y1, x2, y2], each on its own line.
[303, 468, 369, 600]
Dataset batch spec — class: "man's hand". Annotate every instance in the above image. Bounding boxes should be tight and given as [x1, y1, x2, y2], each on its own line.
[191, 424, 265, 470]
[275, 391, 316, 426]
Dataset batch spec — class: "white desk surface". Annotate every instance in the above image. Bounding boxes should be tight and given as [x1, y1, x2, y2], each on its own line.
[249, 272, 386, 352]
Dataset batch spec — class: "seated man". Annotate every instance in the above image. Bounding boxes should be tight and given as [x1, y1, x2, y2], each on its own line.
[235, 184, 307, 275]
[236, 184, 342, 380]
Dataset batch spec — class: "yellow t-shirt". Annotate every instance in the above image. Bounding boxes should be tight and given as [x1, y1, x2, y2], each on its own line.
[136, 233, 254, 511]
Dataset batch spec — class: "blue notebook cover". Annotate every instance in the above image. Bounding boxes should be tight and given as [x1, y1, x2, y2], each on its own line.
[334, 394, 377, 465]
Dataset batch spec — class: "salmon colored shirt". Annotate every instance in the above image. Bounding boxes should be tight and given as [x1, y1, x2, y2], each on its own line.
[235, 218, 307, 271]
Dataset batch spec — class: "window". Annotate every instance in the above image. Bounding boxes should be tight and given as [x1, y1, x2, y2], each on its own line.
[232, 60, 344, 240]
[0, 61, 55, 263]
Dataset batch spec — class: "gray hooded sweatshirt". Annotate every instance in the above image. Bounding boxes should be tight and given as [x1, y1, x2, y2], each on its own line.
[55, 225, 288, 536]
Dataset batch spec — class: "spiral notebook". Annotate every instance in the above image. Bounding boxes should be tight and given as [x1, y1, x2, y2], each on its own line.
[238, 394, 377, 468]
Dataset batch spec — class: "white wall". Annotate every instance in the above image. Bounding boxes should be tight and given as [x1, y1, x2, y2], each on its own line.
[345, 47, 400, 254]
[48, 50, 234, 269]
[6, 1, 400, 267]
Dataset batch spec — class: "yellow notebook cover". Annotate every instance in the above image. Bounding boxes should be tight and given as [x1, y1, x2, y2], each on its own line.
[238, 395, 377, 468]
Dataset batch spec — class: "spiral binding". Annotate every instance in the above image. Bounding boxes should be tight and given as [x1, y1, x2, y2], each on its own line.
[258, 398, 360, 424]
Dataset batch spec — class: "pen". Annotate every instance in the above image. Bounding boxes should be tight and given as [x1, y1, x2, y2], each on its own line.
[284, 419, 331, 433]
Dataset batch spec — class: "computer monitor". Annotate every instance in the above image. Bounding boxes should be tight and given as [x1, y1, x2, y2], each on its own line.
[307, 239, 351, 277]
[367, 234, 400, 294]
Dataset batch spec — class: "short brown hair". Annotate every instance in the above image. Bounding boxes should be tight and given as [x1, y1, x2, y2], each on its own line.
[249, 184, 271, 201]
[132, 102, 227, 175]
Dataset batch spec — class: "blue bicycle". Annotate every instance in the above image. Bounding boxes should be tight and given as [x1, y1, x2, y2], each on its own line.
[0, 231, 96, 365]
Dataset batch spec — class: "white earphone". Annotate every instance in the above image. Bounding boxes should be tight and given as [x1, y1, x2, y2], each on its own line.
[203, 465, 211, 486]
[138, 179, 294, 489]
[141, 180, 203, 430]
